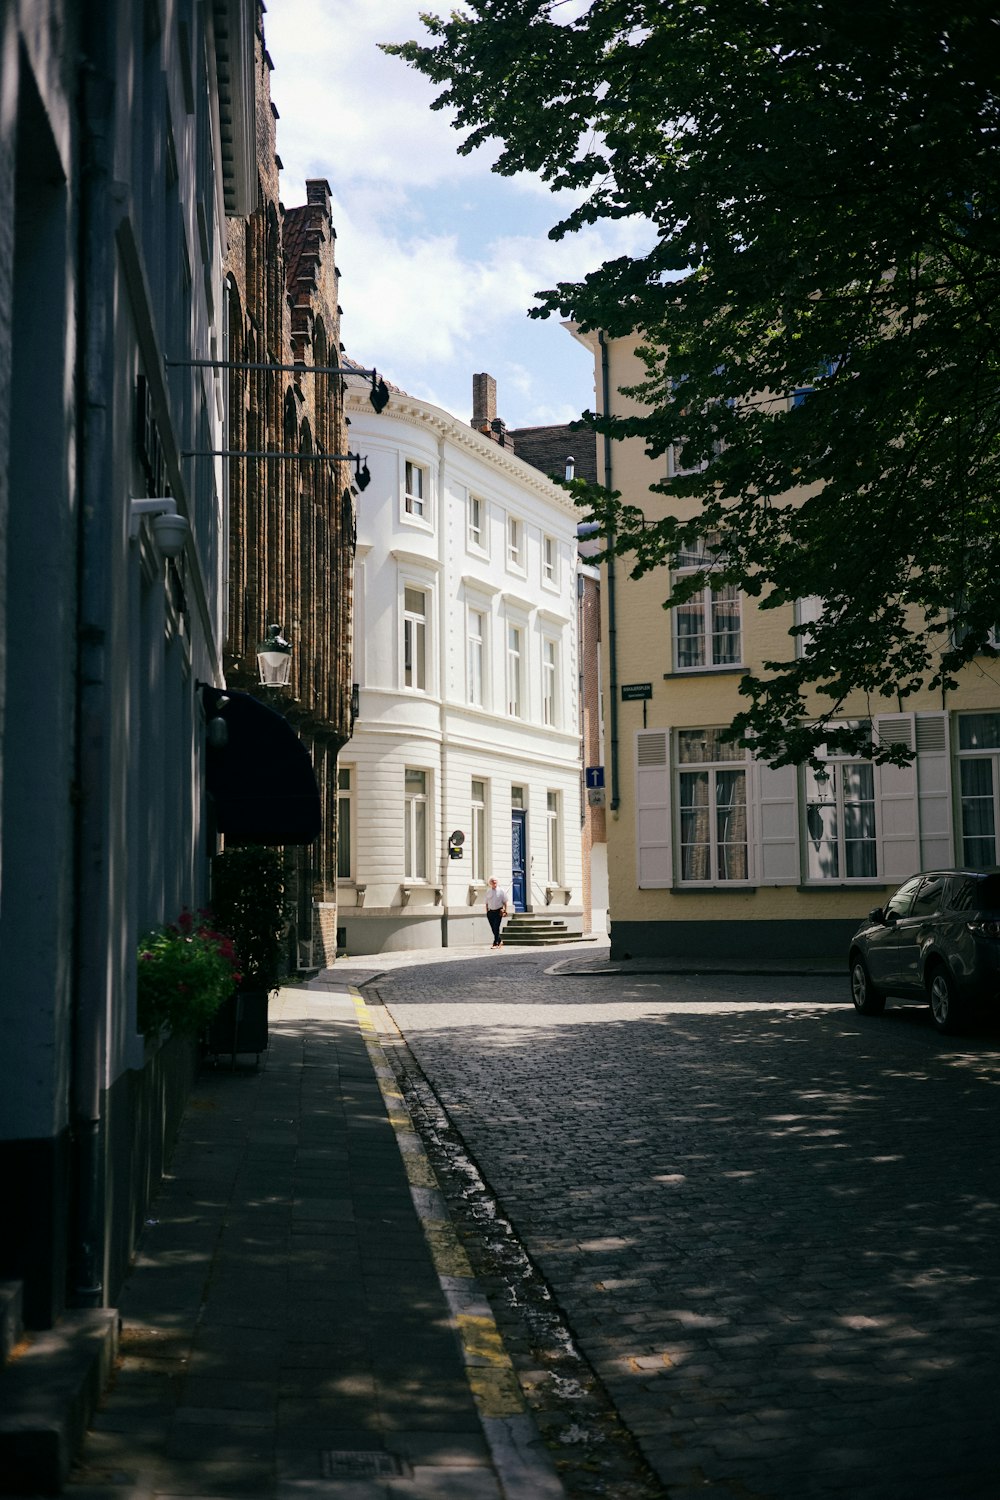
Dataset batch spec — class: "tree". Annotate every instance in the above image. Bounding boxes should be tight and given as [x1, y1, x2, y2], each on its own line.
[386, 1, 1000, 764]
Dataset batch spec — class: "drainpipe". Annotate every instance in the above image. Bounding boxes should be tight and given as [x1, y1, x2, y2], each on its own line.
[69, 4, 114, 1307]
[437, 432, 448, 946]
[599, 332, 620, 812]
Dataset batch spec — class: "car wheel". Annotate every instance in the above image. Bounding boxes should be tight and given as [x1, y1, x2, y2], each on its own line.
[928, 964, 964, 1035]
[850, 954, 886, 1015]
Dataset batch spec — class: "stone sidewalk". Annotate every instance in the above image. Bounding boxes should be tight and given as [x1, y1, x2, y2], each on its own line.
[55, 985, 562, 1500]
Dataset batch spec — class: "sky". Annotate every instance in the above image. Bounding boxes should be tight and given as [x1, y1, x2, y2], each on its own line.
[264, 0, 647, 431]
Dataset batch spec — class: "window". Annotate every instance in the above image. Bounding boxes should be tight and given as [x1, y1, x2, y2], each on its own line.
[542, 638, 557, 726]
[804, 759, 876, 879]
[470, 779, 486, 881]
[468, 494, 485, 551]
[507, 515, 523, 570]
[793, 595, 823, 658]
[403, 586, 427, 691]
[507, 624, 523, 717]
[677, 729, 748, 882]
[404, 769, 428, 881]
[337, 766, 353, 880]
[957, 713, 1000, 867]
[404, 460, 427, 519]
[885, 875, 922, 920]
[546, 791, 561, 884]
[673, 536, 741, 670]
[467, 609, 485, 706]
[542, 534, 557, 586]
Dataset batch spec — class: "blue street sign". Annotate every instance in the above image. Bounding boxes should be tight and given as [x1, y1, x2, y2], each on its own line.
[585, 766, 605, 789]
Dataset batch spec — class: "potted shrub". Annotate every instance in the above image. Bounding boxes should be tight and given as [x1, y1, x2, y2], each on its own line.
[137, 910, 240, 1040]
[206, 845, 286, 1059]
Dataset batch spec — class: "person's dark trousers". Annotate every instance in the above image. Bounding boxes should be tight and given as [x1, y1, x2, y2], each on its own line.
[487, 908, 503, 946]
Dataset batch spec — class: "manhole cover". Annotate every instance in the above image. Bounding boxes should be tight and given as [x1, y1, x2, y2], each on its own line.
[320, 1451, 408, 1479]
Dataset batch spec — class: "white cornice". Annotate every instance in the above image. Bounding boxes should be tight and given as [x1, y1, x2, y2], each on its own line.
[346, 388, 580, 517]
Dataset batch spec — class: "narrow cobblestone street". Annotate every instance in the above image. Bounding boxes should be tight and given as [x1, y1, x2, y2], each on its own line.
[339, 944, 1000, 1500]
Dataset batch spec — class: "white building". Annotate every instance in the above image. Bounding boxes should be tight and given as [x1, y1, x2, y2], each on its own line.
[339, 373, 584, 953]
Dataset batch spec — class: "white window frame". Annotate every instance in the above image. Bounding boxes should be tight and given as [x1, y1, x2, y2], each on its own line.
[467, 607, 486, 707]
[675, 728, 750, 885]
[337, 765, 353, 881]
[542, 534, 558, 589]
[506, 621, 524, 718]
[402, 583, 428, 693]
[404, 768, 429, 882]
[507, 514, 524, 572]
[403, 458, 430, 526]
[467, 492, 487, 554]
[802, 735, 878, 883]
[672, 535, 742, 672]
[956, 712, 1000, 868]
[793, 595, 824, 659]
[545, 790, 561, 885]
[542, 636, 558, 727]
[470, 778, 487, 882]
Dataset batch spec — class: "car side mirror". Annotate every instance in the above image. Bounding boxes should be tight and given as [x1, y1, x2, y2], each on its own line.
[868, 907, 885, 925]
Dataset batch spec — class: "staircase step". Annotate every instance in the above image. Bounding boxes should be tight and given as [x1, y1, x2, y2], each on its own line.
[0, 1309, 118, 1495]
[0, 1283, 24, 1367]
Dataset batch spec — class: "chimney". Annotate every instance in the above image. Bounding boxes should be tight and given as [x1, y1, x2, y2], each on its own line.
[472, 372, 497, 431]
[305, 179, 332, 209]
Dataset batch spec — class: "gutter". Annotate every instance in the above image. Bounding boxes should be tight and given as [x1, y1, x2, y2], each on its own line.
[70, 2, 113, 1307]
[598, 333, 620, 813]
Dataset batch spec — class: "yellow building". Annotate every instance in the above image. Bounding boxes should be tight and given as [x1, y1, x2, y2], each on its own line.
[572, 329, 1000, 964]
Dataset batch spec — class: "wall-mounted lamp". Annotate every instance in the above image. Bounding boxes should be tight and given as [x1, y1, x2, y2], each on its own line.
[370, 372, 390, 414]
[207, 694, 230, 748]
[257, 624, 292, 688]
[353, 455, 371, 491]
[129, 497, 190, 558]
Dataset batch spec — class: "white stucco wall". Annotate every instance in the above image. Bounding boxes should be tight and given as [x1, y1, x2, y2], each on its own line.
[340, 383, 584, 953]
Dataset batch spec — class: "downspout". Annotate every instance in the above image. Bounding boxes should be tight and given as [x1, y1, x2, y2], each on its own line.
[437, 431, 448, 946]
[69, 5, 114, 1306]
[599, 332, 620, 813]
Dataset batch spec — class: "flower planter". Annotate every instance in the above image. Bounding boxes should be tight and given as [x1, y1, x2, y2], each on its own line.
[206, 989, 270, 1065]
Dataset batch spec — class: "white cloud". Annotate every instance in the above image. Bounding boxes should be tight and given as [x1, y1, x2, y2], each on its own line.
[264, 0, 652, 427]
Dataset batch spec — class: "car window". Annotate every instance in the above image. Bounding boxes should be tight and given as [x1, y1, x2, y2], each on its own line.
[951, 876, 980, 913]
[885, 876, 923, 919]
[973, 874, 1000, 915]
[911, 874, 947, 918]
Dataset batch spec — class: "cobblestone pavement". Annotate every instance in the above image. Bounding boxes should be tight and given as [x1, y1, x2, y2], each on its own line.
[339, 945, 1000, 1500]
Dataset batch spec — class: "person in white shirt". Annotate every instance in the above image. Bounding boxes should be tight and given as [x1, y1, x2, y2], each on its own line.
[484, 877, 509, 949]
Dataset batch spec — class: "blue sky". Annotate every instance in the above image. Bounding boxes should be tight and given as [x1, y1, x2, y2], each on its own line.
[264, 0, 648, 430]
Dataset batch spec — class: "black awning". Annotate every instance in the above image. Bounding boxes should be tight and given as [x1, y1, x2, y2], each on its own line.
[202, 686, 321, 846]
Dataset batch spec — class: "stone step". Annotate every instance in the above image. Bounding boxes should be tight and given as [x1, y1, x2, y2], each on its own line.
[0, 1308, 118, 1495]
[0, 1283, 24, 1367]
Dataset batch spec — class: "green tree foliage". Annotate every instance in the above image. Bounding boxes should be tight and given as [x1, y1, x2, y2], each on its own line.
[387, 1, 1000, 763]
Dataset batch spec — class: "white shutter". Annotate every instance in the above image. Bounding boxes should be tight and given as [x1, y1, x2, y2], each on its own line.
[635, 730, 672, 888]
[752, 758, 800, 883]
[874, 714, 920, 879]
[915, 712, 953, 868]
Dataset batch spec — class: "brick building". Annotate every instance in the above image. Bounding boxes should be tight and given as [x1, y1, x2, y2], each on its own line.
[222, 26, 354, 968]
[510, 420, 607, 934]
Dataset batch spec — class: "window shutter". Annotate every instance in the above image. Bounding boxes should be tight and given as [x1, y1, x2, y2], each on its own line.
[635, 730, 672, 888]
[915, 712, 953, 869]
[752, 758, 800, 883]
[874, 714, 919, 880]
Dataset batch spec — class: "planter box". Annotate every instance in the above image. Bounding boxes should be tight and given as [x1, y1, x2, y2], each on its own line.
[206, 990, 270, 1061]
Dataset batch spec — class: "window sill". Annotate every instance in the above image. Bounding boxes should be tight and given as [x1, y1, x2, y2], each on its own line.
[663, 666, 747, 679]
[797, 882, 888, 893]
[673, 883, 758, 894]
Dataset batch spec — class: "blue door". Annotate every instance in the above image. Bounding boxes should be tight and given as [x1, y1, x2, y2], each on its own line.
[511, 810, 527, 911]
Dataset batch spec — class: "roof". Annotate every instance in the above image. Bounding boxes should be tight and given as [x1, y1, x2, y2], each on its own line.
[508, 423, 599, 485]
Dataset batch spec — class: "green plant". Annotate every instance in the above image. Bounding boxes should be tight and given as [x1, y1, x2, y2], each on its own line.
[137, 910, 240, 1038]
[211, 845, 287, 993]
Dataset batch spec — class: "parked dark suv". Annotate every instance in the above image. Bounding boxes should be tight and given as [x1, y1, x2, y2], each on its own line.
[849, 868, 1000, 1033]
